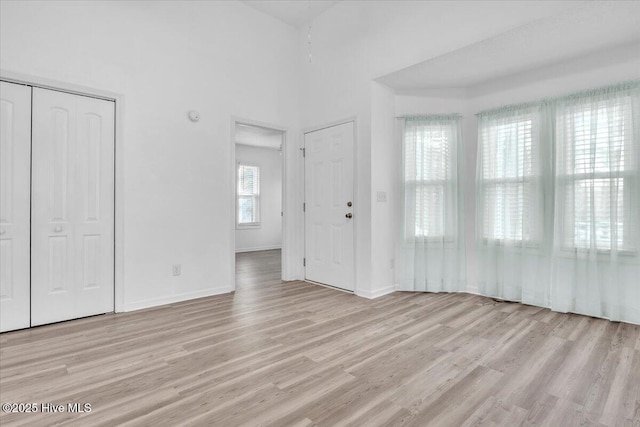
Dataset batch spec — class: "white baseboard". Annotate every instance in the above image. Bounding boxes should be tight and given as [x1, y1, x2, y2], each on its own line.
[235, 245, 282, 253]
[355, 286, 396, 299]
[121, 286, 233, 312]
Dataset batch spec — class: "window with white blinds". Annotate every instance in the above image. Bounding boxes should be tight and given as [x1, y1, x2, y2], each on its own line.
[556, 96, 635, 250]
[475, 81, 640, 324]
[479, 112, 538, 241]
[237, 163, 260, 227]
[404, 123, 452, 238]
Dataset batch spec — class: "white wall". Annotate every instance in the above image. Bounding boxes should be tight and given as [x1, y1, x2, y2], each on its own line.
[0, 0, 301, 310]
[235, 144, 282, 252]
[369, 82, 397, 298]
[393, 49, 640, 293]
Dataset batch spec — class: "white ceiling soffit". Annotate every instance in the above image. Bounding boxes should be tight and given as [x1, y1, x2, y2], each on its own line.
[377, 1, 640, 92]
[241, 0, 339, 28]
[235, 123, 283, 149]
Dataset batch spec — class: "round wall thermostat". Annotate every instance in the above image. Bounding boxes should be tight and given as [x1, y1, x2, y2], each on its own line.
[188, 110, 200, 122]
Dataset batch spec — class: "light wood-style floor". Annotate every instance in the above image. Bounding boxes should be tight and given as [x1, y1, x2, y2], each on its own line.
[1, 249, 639, 426]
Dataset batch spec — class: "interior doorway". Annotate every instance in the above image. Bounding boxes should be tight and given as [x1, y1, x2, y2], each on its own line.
[231, 121, 286, 291]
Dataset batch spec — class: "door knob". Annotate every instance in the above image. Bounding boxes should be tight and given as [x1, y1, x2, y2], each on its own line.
[347, 201, 352, 207]
[345, 213, 353, 219]
[54, 226, 62, 232]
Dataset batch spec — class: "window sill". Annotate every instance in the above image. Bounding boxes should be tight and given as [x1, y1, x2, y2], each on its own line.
[403, 237, 458, 245]
[555, 247, 638, 258]
[236, 223, 261, 230]
[479, 238, 542, 249]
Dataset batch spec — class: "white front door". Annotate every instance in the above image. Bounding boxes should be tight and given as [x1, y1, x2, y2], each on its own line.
[304, 122, 355, 291]
[31, 88, 115, 326]
[0, 82, 32, 332]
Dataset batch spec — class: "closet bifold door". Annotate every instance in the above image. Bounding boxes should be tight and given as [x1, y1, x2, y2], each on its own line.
[31, 88, 115, 326]
[0, 82, 32, 333]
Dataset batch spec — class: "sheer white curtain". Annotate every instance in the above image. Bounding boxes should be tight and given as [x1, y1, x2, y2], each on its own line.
[475, 82, 640, 323]
[475, 105, 553, 307]
[551, 84, 640, 323]
[399, 115, 465, 292]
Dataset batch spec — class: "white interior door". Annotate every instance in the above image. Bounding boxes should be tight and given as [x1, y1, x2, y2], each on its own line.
[304, 122, 355, 291]
[31, 88, 115, 326]
[0, 82, 32, 332]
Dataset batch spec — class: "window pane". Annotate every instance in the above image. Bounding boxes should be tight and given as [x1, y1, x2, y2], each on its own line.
[564, 178, 624, 249]
[479, 113, 535, 241]
[482, 182, 534, 241]
[482, 116, 533, 179]
[414, 184, 444, 237]
[238, 196, 256, 224]
[238, 164, 260, 195]
[565, 101, 630, 175]
[405, 125, 451, 182]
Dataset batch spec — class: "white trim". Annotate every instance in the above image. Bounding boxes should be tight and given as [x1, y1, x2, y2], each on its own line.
[121, 286, 233, 312]
[236, 245, 282, 253]
[304, 280, 354, 294]
[230, 117, 288, 290]
[302, 117, 358, 292]
[0, 72, 117, 101]
[0, 69, 126, 314]
[235, 142, 282, 150]
[302, 116, 358, 135]
[355, 286, 395, 299]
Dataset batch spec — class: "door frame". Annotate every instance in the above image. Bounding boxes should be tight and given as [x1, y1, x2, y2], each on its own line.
[230, 117, 289, 291]
[302, 117, 358, 293]
[0, 69, 125, 313]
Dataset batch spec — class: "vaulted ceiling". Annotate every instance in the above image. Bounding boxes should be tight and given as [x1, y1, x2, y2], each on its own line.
[241, 1, 339, 28]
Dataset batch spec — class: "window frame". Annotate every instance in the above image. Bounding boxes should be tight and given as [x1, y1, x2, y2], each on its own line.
[556, 98, 636, 253]
[478, 112, 542, 246]
[236, 162, 261, 229]
[403, 122, 454, 242]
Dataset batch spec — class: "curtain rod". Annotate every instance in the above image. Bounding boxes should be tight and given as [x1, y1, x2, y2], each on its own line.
[476, 80, 640, 117]
[396, 113, 463, 120]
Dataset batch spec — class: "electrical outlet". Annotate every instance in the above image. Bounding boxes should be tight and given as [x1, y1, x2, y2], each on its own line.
[172, 264, 182, 276]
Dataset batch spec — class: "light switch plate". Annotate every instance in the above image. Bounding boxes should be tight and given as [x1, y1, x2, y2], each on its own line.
[377, 191, 387, 203]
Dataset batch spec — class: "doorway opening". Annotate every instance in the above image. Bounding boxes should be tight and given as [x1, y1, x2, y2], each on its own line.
[232, 121, 286, 292]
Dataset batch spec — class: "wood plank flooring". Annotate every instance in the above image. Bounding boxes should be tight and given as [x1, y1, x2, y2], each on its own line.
[1, 249, 639, 426]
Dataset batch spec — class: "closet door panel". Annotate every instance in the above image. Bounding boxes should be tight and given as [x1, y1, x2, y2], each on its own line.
[74, 95, 114, 319]
[0, 82, 32, 333]
[31, 88, 76, 325]
[31, 88, 114, 326]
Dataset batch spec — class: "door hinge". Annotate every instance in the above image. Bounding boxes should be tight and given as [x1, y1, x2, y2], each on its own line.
[303, 202, 306, 212]
[303, 258, 306, 267]
[300, 147, 306, 157]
